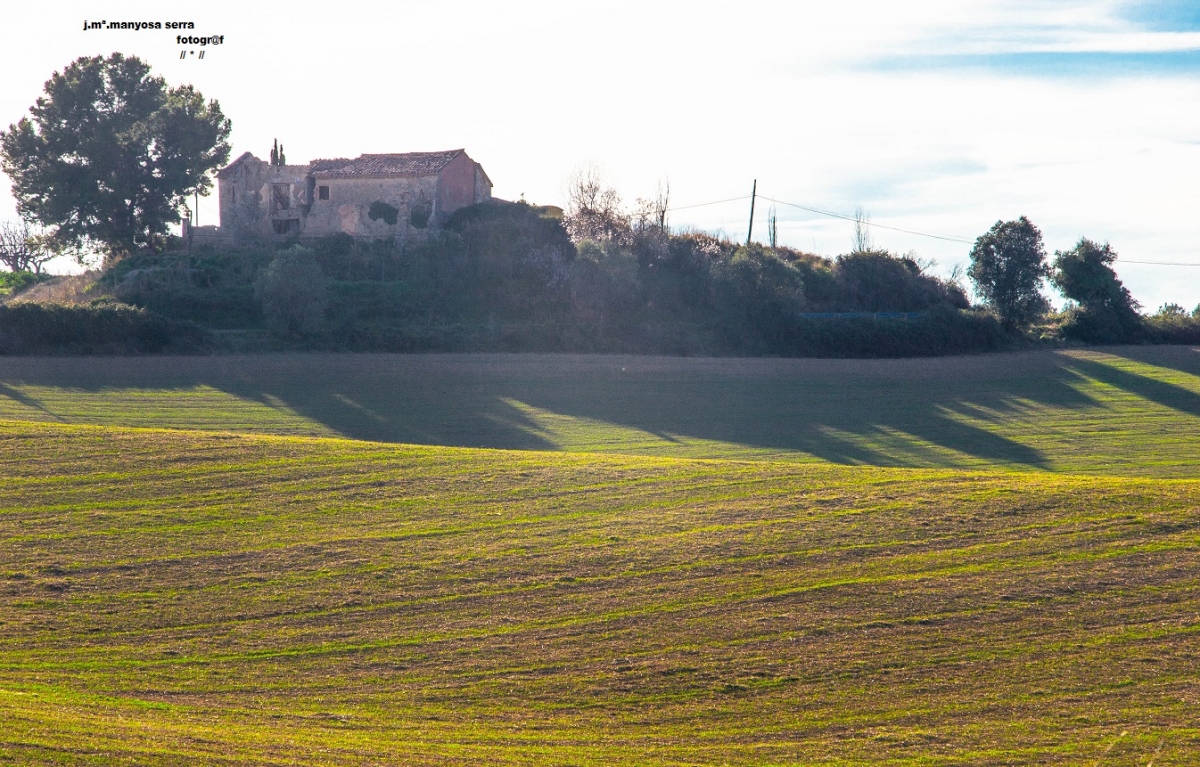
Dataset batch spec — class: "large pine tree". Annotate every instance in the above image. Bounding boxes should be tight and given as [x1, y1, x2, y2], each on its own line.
[0, 53, 231, 260]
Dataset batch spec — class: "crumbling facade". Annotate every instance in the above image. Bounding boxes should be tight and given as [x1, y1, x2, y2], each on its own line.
[210, 149, 492, 243]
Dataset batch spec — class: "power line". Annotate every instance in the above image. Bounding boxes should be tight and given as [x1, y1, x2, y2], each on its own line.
[1116, 259, 1200, 267]
[757, 195, 975, 244]
[671, 190, 1200, 266]
[181, 175, 1200, 267]
[665, 189, 974, 243]
[186, 184, 1200, 268]
[666, 194, 752, 212]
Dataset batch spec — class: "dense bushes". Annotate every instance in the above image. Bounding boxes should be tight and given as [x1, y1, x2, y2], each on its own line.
[713, 245, 807, 332]
[0, 302, 211, 354]
[833, 250, 968, 312]
[1144, 304, 1200, 344]
[106, 249, 266, 328]
[79, 200, 1011, 356]
[255, 246, 328, 337]
[84, 198, 1200, 358]
[786, 306, 1007, 357]
[13, 180, 1198, 357]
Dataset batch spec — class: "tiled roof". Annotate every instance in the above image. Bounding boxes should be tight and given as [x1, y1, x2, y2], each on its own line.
[309, 150, 465, 179]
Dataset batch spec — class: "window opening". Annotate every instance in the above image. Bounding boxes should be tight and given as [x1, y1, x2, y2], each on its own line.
[272, 184, 290, 212]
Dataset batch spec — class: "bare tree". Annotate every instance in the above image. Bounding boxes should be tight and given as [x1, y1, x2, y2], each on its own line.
[564, 165, 605, 216]
[911, 252, 937, 274]
[634, 180, 672, 235]
[564, 166, 629, 244]
[653, 180, 670, 235]
[0, 220, 53, 273]
[948, 262, 968, 293]
[852, 206, 873, 254]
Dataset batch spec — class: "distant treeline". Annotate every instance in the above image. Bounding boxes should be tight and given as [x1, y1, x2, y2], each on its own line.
[2, 199, 1197, 356]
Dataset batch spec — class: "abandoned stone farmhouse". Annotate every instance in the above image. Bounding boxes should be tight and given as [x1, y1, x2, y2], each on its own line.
[200, 148, 492, 244]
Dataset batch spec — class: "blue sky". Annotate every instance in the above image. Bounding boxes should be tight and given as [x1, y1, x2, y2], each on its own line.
[1, 0, 1198, 309]
[873, 0, 1200, 77]
[1123, 0, 1200, 31]
[876, 50, 1200, 76]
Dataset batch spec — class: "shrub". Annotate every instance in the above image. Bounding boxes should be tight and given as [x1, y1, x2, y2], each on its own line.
[0, 270, 50, 296]
[710, 245, 806, 346]
[569, 240, 641, 331]
[314, 232, 355, 259]
[785, 306, 1008, 358]
[0, 302, 211, 354]
[368, 201, 399, 226]
[108, 252, 264, 328]
[834, 250, 967, 312]
[1145, 303, 1200, 344]
[254, 246, 328, 337]
[439, 200, 575, 321]
[409, 199, 433, 229]
[66, 199, 1031, 358]
[1057, 306, 1144, 344]
[309, 235, 397, 282]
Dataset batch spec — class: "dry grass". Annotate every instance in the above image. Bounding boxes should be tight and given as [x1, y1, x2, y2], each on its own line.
[1, 272, 105, 306]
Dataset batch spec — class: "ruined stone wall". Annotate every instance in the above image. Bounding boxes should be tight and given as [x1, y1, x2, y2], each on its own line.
[218, 156, 311, 241]
[304, 176, 440, 239]
[181, 222, 233, 248]
[474, 164, 493, 205]
[217, 152, 493, 243]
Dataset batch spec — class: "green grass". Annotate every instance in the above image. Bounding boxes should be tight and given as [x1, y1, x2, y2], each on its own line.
[0, 346, 1199, 475]
[2, 347, 1200, 764]
[0, 419, 1198, 764]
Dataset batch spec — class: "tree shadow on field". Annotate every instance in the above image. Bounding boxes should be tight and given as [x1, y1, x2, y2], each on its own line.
[0, 383, 61, 420]
[2, 348, 1199, 469]
[1101, 344, 1200, 387]
[1065, 350, 1200, 419]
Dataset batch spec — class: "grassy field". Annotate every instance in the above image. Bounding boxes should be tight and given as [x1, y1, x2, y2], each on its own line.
[1, 348, 1199, 764]
[0, 345, 1198, 475]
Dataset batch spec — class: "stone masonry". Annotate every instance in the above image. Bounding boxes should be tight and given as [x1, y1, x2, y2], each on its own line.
[206, 148, 492, 244]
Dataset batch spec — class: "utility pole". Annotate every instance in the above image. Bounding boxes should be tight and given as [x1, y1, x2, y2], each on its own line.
[191, 191, 198, 257]
[746, 179, 757, 246]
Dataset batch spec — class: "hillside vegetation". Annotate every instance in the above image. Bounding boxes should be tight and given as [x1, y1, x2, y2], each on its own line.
[2, 201, 1013, 357]
[6, 200, 1200, 356]
[1, 419, 1198, 765]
